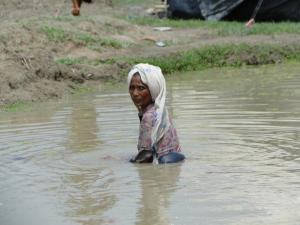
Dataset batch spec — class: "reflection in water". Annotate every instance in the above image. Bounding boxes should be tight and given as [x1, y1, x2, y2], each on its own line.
[63, 166, 117, 225]
[67, 99, 101, 152]
[64, 97, 117, 224]
[168, 64, 300, 225]
[135, 164, 182, 225]
[170, 64, 300, 163]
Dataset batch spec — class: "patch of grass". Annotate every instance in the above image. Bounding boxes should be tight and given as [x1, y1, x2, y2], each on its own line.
[122, 43, 300, 74]
[1, 101, 31, 112]
[41, 25, 126, 51]
[56, 44, 300, 79]
[74, 33, 97, 44]
[56, 58, 85, 65]
[127, 17, 300, 36]
[126, 16, 203, 28]
[57, 43, 300, 80]
[99, 38, 124, 49]
[54, 15, 95, 23]
[56, 57, 117, 66]
[113, 0, 156, 7]
[71, 85, 96, 96]
[42, 26, 69, 42]
[213, 21, 300, 36]
[57, 43, 300, 75]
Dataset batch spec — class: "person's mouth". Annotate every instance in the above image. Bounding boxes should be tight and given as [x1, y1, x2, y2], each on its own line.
[133, 98, 141, 104]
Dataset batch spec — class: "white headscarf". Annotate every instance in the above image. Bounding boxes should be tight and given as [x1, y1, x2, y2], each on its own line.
[128, 63, 170, 151]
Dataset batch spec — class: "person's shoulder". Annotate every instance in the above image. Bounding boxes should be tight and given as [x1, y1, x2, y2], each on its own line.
[141, 105, 155, 125]
[144, 104, 155, 115]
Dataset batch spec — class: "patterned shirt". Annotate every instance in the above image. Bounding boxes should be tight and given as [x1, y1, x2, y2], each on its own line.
[137, 104, 182, 158]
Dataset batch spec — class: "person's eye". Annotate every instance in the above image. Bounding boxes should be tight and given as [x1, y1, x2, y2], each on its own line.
[139, 86, 145, 91]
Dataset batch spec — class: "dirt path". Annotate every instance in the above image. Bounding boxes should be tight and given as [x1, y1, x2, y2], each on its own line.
[1, 0, 300, 106]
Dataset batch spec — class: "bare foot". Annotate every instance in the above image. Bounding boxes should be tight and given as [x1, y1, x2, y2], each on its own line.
[72, 7, 80, 16]
[245, 18, 255, 28]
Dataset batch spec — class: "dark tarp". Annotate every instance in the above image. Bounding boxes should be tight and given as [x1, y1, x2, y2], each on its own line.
[167, 0, 300, 21]
[167, 0, 203, 19]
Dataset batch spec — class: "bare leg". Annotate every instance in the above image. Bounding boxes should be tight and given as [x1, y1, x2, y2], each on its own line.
[245, 18, 255, 28]
[71, 0, 81, 16]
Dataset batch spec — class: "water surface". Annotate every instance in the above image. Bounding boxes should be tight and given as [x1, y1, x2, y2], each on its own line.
[1, 63, 300, 225]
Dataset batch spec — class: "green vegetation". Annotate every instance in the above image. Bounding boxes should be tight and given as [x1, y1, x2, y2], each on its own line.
[55, 57, 85, 65]
[56, 57, 116, 65]
[127, 17, 300, 36]
[55, 43, 300, 75]
[113, 0, 156, 7]
[71, 85, 96, 96]
[54, 15, 95, 23]
[1, 101, 31, 112]
[42, 25, 125, 51]
[124, 43, 300, 74]
[42, 26, 68, 42]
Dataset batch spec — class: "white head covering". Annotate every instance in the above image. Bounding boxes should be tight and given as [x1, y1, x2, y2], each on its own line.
[128, 63, 170, 151]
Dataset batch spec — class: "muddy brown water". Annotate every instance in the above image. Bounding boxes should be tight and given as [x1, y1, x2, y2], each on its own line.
[1, 63, 300, 225]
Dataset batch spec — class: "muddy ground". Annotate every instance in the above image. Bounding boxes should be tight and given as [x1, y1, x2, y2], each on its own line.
[1, 0, 300, 106]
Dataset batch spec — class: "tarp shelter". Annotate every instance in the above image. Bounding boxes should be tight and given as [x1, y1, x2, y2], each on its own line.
[167, 0, 300, 21]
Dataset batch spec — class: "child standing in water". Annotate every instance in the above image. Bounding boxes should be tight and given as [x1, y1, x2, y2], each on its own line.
[128, 63, 185, 164]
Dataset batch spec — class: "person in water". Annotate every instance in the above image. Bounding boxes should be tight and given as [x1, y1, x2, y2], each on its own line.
[128, 63, 185, 164]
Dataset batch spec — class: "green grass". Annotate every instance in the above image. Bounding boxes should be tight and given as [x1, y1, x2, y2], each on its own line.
[56, 57, 116, 66]
[56, 58, 85, 65]
[56, 43, 300, 74]
[113, 0, 156, 7]
[54, 15, 95, 23]
[1, 101, 31, 112]
[127, 17, 300, 36]
[71, 85, 96, 96]
[216, 21, 300, 36]
[42, 26, 68, 42]
[123, 43, 300, 74]
[41, 25, 126, 50]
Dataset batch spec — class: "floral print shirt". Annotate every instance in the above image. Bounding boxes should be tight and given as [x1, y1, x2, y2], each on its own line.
[137, 104, 182, 158]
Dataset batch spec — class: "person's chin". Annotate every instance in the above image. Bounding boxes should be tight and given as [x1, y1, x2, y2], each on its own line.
[134, 102, 142, 107]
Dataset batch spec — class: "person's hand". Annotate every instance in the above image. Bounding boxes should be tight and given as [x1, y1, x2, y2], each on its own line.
[129, 156, 136, 163]
[129, 150, 153, 163]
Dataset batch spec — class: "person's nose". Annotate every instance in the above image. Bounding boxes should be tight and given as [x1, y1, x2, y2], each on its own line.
[132, 88, 139, 97]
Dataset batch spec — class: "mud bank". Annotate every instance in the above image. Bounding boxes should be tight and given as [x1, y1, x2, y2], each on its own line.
[1, 0, 300, 106]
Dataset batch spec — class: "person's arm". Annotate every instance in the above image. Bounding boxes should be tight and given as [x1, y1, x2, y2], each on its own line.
[130, 112, 154, 163]
[130, 150, 153, 163]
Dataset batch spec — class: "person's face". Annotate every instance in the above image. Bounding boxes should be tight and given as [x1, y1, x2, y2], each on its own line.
[129, 74, 153, 112]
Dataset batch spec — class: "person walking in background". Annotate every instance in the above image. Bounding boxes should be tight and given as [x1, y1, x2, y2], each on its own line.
[71, 0, 92, 16]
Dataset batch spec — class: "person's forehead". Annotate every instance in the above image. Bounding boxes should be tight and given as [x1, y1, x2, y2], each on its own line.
[131, 74, 145, 85]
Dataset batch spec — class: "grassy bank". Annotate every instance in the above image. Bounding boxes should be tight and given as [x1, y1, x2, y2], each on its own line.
[2, 0, 300, 109]
[127, 17, 300, 36]
[0, 101, 31, 112]
[56, 43, 300, 76]
[126, 44, 300, 74]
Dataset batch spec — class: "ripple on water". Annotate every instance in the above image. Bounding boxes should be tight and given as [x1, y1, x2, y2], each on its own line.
[1, 64, 300, 225]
